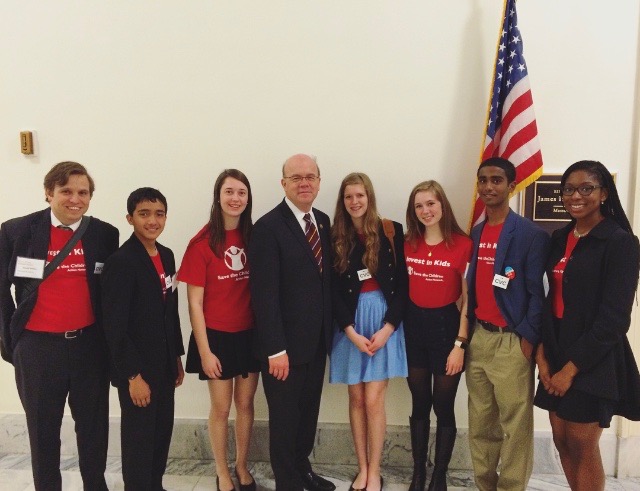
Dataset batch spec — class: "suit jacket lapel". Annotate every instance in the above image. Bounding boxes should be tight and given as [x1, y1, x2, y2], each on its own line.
[82, 218, 98, 281]
[158, 243, 175, 313]
[494, 210, 516, 275]
[279, 201, 320, 271]
[129, 234, 165, 301]
[30, 210, 51, 260]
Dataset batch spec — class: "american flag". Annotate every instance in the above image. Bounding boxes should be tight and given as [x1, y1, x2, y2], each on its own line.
[469, 0, 543, 227]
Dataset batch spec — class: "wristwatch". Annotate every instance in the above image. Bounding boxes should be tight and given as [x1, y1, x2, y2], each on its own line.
[454, 339, 468, 350]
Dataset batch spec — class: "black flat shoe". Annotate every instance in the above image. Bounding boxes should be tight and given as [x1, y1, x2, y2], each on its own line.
[234, 466, 256, 491]
[216, 475, 235, 491]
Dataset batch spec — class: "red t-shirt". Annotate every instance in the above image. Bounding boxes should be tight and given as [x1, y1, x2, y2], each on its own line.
[357, 233, 381, 292]
[474, 223, 508, 327]
[178, 227, 253, 332]
[551, 233, 579, 319]
[150, 252, 168, 299]
[404, 234, 473, 308]
[26, 225, 95, 332]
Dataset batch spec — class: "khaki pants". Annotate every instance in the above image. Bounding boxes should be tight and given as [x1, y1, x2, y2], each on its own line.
[466, 324, 534, 491]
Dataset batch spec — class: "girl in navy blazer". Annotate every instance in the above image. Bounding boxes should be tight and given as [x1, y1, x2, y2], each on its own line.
[330, 172, 408, 491]
[534, 160, 640, 491]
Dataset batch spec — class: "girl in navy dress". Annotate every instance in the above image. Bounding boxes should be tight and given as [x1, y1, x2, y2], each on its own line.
[330, 172, 408, 491]
[534, 161, 640, 491]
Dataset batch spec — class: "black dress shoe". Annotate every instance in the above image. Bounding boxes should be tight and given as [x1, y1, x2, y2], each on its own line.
[365, 476, 383, 491]
[234, 466, 256, 491]
[216, 475, 235, 491]
[300, 471, 337, 491]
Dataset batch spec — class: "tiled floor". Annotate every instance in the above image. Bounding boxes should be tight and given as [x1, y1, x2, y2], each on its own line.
[1, 454, 639, 490]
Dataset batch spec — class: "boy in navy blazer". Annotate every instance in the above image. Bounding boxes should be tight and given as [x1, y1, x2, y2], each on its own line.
[465, 158, 550, 491]
[101, 187, 184, 491]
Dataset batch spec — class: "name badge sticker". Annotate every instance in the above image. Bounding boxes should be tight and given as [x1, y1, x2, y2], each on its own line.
[94, 262, 104, 274]
[492, 274, 510, 289]
[164, 274, 173, 291]
[15, 256, 45, 279]
[357, 268, 372, 281]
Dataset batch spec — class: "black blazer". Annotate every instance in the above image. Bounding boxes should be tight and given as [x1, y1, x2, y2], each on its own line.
[101, 234, 184, 387]
[541, 218, 640, 418]
[333, 221, 407, 330]
[0, 209, 119, 361]
[249, 200, 333, 364]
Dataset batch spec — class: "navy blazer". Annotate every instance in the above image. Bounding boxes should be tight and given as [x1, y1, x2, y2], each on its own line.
[540, 219, 640, 415]
[249, 199, 333, 364]
[101, 234, 184, 387]
[0, 208, 119, 361]
[467, 209, 549, 345]
[332, 221, 407, 330]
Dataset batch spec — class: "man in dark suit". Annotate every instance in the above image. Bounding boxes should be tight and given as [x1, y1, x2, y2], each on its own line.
[465, 157, 550, 491]
[0, 161, 119, 490]
[101, 187, 184, 490]
[249, 154, 335, 491]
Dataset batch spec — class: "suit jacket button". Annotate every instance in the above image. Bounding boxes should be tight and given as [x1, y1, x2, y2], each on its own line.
[348, 289, 353, 293]
[347, 274, 351, 278]
[391, 290, 395, 295]
[388, 263, 392, 267]
[390, 277, 394, 281]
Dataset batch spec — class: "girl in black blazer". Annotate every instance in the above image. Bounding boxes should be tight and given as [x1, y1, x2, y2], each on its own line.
[329, 172, 408, 491]
[534, 161, 640, 491]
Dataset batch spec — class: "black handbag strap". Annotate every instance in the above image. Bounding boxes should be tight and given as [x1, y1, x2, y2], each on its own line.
[22, 216, 91, 297]
[43, 216, 91, 280]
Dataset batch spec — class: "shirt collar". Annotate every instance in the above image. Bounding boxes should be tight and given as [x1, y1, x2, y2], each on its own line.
[284, 197, 316, 231]
[50, 210, 82, 231]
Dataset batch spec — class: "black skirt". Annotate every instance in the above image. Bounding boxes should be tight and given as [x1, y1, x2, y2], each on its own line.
[404, 301, 461, 374]
[185, 327, 260, 380]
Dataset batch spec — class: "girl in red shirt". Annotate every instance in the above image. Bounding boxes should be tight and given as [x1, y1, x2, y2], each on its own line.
[404, 181, 472, 491]
[178, 169, 258, 491]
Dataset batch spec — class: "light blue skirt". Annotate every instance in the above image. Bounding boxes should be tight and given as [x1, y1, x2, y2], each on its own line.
[330, 289, 408, 385]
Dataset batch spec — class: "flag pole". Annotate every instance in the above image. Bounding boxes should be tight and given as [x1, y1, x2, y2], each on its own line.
[467, 0, 510, 233]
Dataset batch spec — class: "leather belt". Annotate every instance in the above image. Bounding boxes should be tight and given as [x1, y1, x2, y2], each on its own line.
[45, 326, 90, 339]
[477, 319, 515, 334]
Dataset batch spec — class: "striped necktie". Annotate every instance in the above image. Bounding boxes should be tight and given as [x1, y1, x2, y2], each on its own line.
[303, 213, 323, 273]
[57, 225, 73, 231]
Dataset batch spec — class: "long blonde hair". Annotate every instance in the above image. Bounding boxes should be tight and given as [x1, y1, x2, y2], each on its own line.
[332, 173, 381, 275]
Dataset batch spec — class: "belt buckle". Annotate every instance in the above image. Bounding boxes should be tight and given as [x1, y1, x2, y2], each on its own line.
[64, 330, 79, 339]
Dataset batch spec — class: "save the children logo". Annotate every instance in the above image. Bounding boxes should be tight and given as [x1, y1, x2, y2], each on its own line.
[224, 246, 247, 271]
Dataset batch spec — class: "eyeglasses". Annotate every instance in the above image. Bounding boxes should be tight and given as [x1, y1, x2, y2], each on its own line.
[283, 175, 319, 183]
[560, 185, 603, 196]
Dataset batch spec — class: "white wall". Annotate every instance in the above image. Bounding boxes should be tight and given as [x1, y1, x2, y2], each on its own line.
[1, 0, 638, 432]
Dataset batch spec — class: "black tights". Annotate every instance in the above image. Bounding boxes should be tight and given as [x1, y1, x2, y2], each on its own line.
[407, 367, 461, 427]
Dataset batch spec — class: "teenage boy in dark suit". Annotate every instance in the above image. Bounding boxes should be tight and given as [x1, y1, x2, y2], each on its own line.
[102, 187, 184, 491]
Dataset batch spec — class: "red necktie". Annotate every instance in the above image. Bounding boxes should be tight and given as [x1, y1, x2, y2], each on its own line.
[303, 213, 323, 273]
